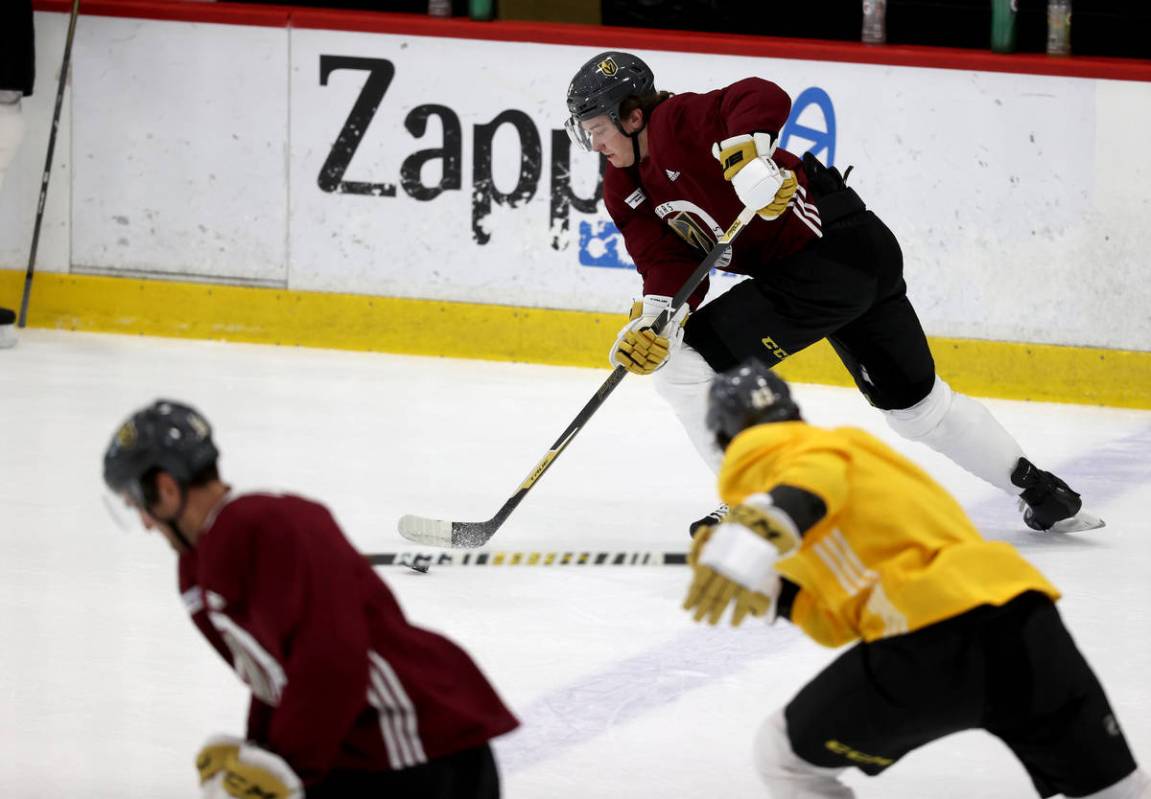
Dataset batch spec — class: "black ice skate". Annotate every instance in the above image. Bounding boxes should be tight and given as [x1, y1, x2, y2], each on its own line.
[1010, 458, 1104, 533]
[689, 504, 729, 538]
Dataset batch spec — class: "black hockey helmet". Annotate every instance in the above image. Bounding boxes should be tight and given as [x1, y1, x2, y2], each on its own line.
[706, 359, 801, 449]
[103, 399, 218, 508]
[565, 51, 655, 151]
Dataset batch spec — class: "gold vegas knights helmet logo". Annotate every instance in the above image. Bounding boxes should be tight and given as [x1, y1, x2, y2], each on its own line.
[116, 421, 138, 451]
[596, 56, 619, 77]
[187, 411, 210, 441]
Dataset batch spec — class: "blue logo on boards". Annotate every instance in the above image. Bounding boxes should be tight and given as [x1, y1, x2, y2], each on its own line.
[579, 220, 632, 269]
[579, 86, 838, 269]
[780, 87, 836, 167]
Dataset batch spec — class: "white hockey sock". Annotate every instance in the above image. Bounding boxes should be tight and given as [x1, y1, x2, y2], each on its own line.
[884, 376, 1024, 495]
[753, 710, 855, 798]
[653, 343, 724, 473]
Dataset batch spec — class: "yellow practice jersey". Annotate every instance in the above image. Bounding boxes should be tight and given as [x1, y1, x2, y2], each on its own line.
[718, 422, 1060, 647]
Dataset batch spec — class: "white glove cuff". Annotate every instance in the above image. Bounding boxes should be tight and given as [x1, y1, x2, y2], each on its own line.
[636, 295, 688, 334]
[700, 522, 780, 594]
[639, 294, 673, 316]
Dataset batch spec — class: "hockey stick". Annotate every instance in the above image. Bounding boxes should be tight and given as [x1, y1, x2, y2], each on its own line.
[18, 0, 80, 328]
[370, 550, 688, 568]
[397, 203, 759, 549]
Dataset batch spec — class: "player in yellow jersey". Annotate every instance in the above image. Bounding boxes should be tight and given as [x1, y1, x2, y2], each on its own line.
[683, 360, 1148, 799]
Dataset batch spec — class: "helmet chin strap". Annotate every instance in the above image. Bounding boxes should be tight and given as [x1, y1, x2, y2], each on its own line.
[155, 484, 194, 550]
[613, 113, 646, 164]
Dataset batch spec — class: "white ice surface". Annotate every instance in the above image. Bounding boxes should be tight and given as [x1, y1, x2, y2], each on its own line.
[1, 330, 1148, 798]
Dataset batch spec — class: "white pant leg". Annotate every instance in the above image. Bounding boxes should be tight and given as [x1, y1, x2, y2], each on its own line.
[653, 343, 724, 473]
[883, 376, 1024, 494]
[0, 94, 25, 191]
[753, 709, 855, 799]
[1081, 769, 1151, 799]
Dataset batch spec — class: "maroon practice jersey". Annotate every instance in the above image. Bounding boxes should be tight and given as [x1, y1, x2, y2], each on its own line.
[603, 77, 823, 307]
[177, 492, 518, 785]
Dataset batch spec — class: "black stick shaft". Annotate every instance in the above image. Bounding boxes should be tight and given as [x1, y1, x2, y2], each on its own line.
[448, 204, 758, 547]
[19, 0, 81, 328]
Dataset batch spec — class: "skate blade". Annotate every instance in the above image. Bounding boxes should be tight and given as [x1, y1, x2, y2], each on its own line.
[1045, 511, 1106, 534]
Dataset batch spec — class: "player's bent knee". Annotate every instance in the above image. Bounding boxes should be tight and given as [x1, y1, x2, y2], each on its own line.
[753, 710, 855, 798]
[652, 344, 716, 399]
[882, 376, 952, 441]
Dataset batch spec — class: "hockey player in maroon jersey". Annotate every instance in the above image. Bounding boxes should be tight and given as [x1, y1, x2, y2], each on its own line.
[103, 400, 518, 798]
[564, 51, 1100, 537]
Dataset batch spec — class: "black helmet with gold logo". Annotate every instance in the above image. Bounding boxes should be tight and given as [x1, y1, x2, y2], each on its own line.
[103, 400, 219, 508]
[565, 51, 655, 150]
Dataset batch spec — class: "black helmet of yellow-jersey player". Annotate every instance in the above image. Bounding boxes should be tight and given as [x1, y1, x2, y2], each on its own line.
[565, 51, 655, 151]
[103, 399, 219, 509]
[706, 359, 802, 450]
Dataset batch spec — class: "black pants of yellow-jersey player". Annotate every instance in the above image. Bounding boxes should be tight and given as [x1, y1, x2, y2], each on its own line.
[772, 592, 1139, 798]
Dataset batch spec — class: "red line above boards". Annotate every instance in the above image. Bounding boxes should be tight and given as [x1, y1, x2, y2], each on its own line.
[32, 0, 1151, 83]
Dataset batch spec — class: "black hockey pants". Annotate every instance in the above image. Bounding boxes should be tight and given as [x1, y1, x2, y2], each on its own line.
[685, 206, 938, 411]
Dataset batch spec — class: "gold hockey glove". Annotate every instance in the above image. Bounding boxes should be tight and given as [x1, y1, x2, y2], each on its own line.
[684, 521, 773, 626]
[712, 133, 799, 221]
[196, 735, 242, 786]
[682, 494, 799, 626]
[610, 295, 688, 376]
[196, 735, 303, 799]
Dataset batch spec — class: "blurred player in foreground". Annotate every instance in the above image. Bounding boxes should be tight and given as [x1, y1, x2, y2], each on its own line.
[683, 361, 1148, 798]
[103, 400, 518, 798]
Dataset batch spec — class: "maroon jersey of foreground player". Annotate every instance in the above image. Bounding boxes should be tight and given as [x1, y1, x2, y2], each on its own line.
[603, 77, 822, 307]
[178, 492, 518, 785]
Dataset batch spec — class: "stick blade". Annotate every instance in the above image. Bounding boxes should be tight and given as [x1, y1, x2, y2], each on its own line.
[397, 514, 497, 549]
[397, 514, 455, 547]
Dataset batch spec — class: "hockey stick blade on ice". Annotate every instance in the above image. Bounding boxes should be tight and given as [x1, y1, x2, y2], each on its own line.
[397, 203, 760, 549]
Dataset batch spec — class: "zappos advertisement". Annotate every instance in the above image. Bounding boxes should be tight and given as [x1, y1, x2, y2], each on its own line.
[4, 12, 1149, 348]
[286, 32, 859, 313]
